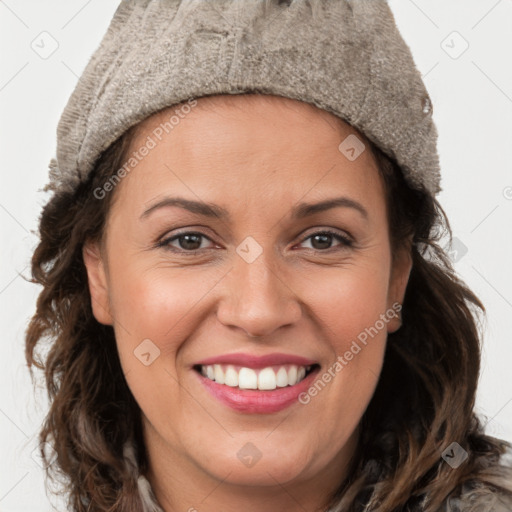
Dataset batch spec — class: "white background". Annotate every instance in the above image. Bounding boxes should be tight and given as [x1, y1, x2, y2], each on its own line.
[1, 1, 511, 510]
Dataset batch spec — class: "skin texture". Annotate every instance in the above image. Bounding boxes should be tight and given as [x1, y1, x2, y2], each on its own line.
[83, 94, 412, 512]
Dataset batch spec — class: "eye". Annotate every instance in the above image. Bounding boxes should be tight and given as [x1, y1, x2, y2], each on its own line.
[158, 229, 353, 254]
[297, 230, 353, 251]
[158, 231, 215, 252]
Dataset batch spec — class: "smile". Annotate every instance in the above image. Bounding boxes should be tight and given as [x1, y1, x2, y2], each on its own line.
[193, 363, 321, 414]
[196, 363, 315, 390]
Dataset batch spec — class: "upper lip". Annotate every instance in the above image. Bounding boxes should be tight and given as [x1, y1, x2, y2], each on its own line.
[193, 352, 319, 369]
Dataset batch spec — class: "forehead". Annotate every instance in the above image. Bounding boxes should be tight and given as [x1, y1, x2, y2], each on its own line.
[135, 93, 365, 150]
[110, 94, 385, 220]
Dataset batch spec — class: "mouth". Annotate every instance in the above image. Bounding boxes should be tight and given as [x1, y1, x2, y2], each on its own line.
[192, 363, 321, 391]
[193, 363, 322, 414]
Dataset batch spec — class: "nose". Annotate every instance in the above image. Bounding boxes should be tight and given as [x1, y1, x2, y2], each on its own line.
[216, 251, 302, 338]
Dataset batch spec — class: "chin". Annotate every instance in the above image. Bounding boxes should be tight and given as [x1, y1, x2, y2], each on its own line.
[203, 455, 311, 487]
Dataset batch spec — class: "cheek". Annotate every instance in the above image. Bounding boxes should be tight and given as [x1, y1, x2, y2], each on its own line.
[297, 254, 391, 430]
[107, 259, 230, 361]
[106, 264, 221, 434]
[306, 253, 391, 342]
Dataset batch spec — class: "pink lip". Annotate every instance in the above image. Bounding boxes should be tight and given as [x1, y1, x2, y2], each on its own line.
[195, 365, 321, 414]
[193, 352, 318, 369]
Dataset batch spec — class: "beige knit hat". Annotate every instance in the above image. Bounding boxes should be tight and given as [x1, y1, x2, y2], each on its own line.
[46, 0, 441, 198]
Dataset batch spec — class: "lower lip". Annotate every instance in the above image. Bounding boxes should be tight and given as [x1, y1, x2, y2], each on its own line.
[195, 366, 320, 414]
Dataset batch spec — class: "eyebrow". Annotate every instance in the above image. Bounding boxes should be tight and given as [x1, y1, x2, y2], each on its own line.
[140, 196, 369, 221]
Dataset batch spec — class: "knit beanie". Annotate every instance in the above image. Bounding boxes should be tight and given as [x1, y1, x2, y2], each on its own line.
[45, 0, 441, 199]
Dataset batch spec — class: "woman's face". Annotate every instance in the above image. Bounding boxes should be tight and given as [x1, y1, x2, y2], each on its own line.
[84, 94, 411, 504]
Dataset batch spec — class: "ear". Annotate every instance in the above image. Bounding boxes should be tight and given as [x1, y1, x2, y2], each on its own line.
[386, 240, 413, 333]
[82, 240, 113, 325]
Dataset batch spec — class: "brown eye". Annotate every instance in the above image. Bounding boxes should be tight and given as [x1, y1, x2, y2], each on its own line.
[159, 232, 214, 252]
[176, 234, 203, 251]
[298, 230, 353, 251]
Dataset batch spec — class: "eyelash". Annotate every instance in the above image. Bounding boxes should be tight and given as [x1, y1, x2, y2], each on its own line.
[157, 229, 354, 254]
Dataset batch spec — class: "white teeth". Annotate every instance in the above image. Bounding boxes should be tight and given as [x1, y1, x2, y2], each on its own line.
[287, 365, 298, 386]
[276, 367, 288, 387]
[224, 365, 238, 387]
[238, 367, 258, 389]
[199, 363, 313, 390]
[258, 367, 277, 390]
[214, 364, 225, 384]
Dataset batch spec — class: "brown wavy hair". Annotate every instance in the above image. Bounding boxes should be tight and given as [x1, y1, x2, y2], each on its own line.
[25, 99, 512, 512]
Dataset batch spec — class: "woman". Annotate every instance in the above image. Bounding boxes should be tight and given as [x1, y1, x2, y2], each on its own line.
[25, 1, 512, 511]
